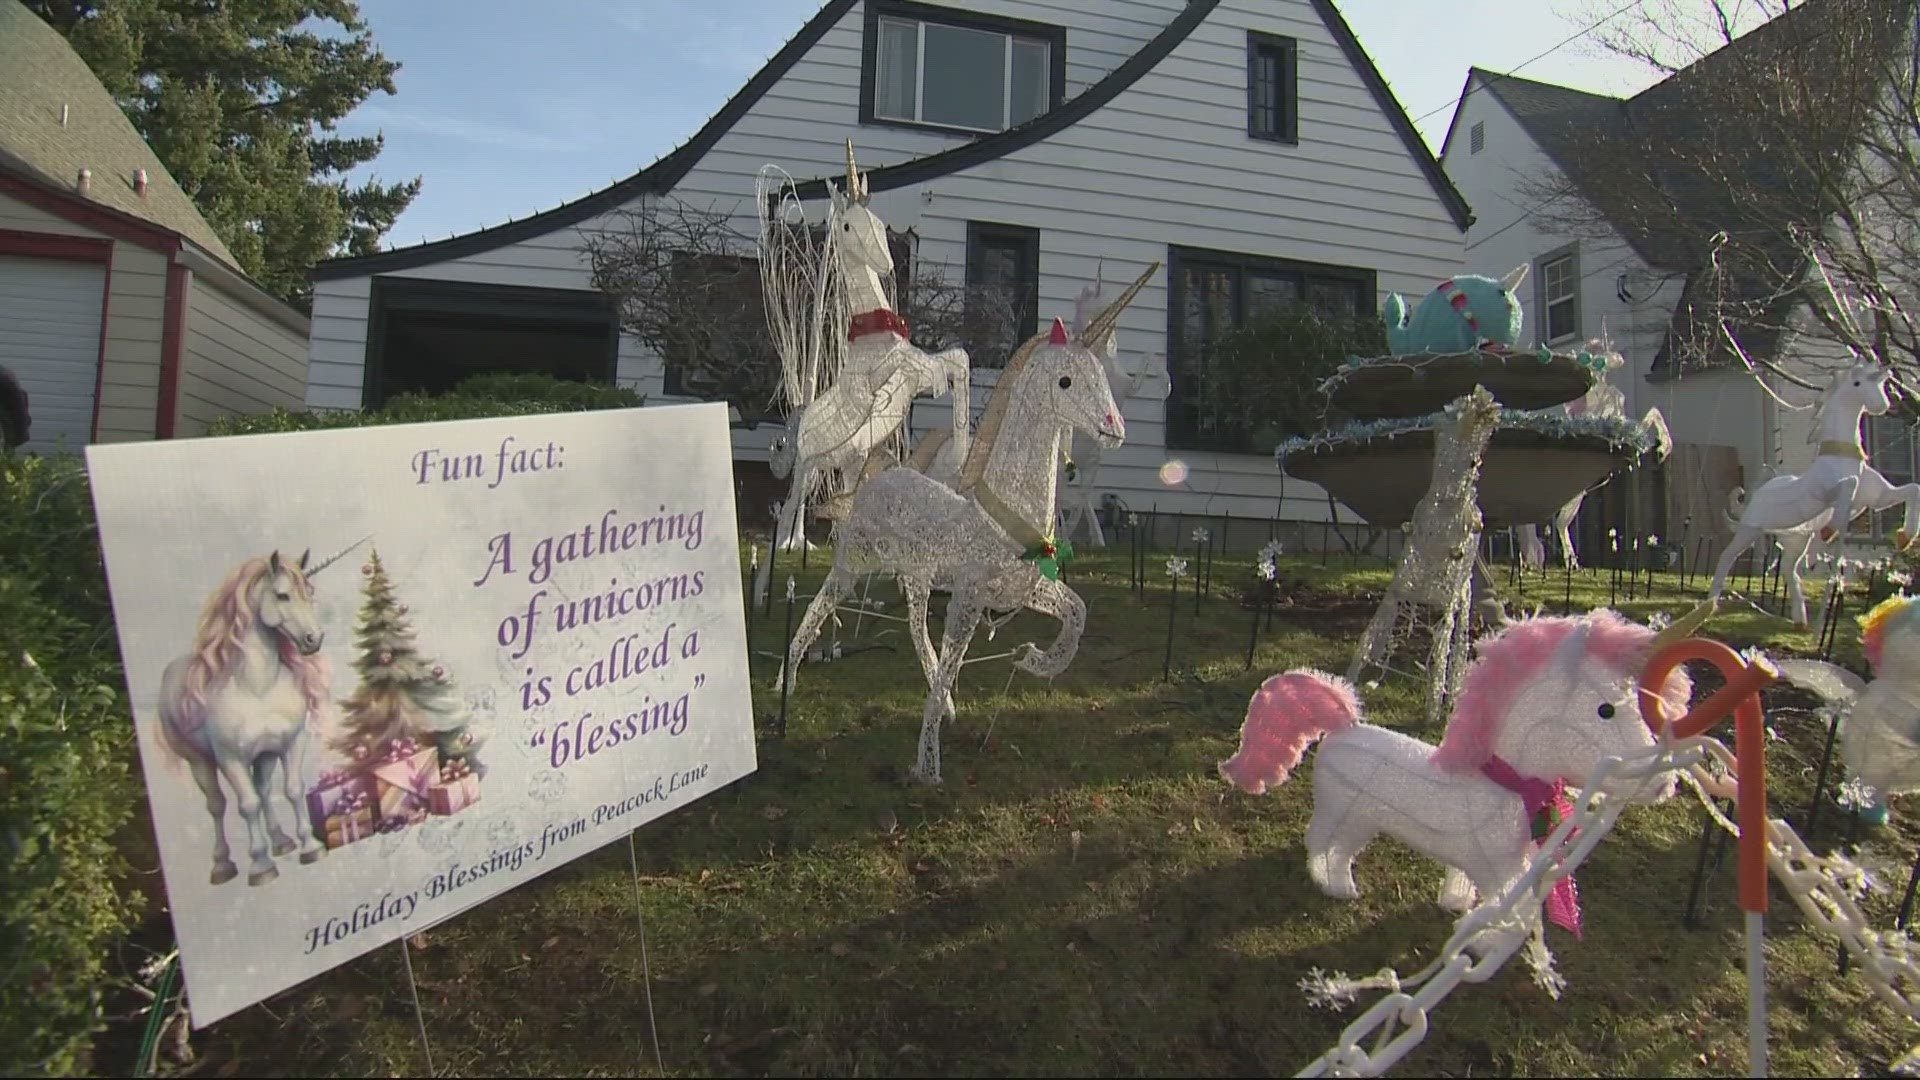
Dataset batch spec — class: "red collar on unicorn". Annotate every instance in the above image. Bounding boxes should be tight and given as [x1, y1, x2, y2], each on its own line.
[848, 308, 911, 342]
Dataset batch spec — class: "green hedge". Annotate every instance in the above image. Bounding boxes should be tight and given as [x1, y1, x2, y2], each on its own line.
[0, 453, 137, 1076]
[208, 371, 648, 436]
[0, 372, 645, 1074]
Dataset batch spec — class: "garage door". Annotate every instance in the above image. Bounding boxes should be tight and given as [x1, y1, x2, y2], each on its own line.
[0, 253, 105, 451]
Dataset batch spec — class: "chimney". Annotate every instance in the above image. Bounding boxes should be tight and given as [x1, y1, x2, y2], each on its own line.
[76, 167, 90, 195]
[134, 168, 148, 196]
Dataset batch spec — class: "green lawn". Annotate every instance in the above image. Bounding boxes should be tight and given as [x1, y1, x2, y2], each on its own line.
[121, 548, 1919, 1077]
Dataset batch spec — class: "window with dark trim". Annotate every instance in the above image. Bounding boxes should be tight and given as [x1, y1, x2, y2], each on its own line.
[1165, 246, 1374, 452]
[964, 222, 1039, 369]
[1866, 415, 1918, 536]
[862, 0, 1066, 136]
[1247, 31, 1298, 144]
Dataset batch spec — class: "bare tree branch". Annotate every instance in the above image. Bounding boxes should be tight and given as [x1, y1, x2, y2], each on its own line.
[581, 196, 1022, 428]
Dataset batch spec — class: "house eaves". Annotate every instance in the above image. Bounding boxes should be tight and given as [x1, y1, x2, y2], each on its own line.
[788, 0, 1471, 232]
[319, 0, 1473, 284]
[311, 0, 863, 281]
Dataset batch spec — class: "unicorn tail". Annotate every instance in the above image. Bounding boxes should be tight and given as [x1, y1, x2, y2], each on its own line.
[1218, 669, 1363, 795]
[1382, 293, 1410, 355]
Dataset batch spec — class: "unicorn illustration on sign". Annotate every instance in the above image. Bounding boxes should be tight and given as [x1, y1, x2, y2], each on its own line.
[1773, 594, 1920, 827]
[1058, 264, 1164, 548]
[1707, 359, 1920, 627]
[757, 144, 970, 589]
[781, 267, 1149, 784]
[1384, 265, 1530, 356]
[154, 537, 369, 886]
[1220, 605, 1705, 988]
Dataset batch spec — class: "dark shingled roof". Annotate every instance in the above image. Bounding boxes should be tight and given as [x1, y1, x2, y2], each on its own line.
[0, 0, 241, 270]
[1471, 0, 1848, 378]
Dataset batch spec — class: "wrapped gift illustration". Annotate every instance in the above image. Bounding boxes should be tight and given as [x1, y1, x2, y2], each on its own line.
[323, 804, 375, 849]
[428, 758, 482, 816]
[369, 737, 439, 822]
[305, 768, 377, 831]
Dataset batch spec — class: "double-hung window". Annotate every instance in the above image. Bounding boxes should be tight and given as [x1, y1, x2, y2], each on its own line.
[1247, 32, 1298, 143]
[865, 2, 1064, 135]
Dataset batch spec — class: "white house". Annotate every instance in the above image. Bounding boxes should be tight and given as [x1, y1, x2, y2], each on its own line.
[305, 0, 1470, 532]
[1438, 11, 1908, 559]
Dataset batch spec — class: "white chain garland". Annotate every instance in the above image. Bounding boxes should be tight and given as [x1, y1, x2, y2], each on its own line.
[1294, 734, 1920, 1077]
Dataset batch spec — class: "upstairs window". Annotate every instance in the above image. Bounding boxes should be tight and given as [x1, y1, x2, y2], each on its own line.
[865, 1, 1064, 135]
[1538, 248, 1580, 344]
[1247, 31, 1298, 144]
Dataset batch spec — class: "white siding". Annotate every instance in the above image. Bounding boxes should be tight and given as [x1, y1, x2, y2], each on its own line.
[178, 278, 309, 435]
[306, 0, 1466, 518]
[1442, 71, 1776, 535]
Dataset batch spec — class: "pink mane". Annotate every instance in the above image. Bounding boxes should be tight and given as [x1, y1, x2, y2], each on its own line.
[1432, 610, 1691, 770]
[171, 557, 332, 737]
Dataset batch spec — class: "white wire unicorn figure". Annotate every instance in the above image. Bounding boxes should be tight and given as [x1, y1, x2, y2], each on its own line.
[780, 267, 1151, 784]
[155, 537, 368, 886]
[1220, 604, 1706, 990]
[1707, 358, 1919, 627]
[757, 145, 970, 585]
[1056, 264, 1164, 548]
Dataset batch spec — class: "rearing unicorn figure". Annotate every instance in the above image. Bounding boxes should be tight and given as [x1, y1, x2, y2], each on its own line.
[760, 145, 970, 584]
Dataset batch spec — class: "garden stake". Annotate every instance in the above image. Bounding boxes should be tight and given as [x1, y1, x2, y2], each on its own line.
[743, 545, 758, 644]
[626, 834, 667, 1075]
[1564, 558, 1574, 616]
[1897, 848, 1920, 930]
[399, 935, 437, 1077]
[1804, 705, 1845, 843]
[776, 576, 796, 738]
[1194, 533, 1206, 615]
[764, 510, 782, 619]
[1681, 799, 1731, 929]
[1321, 517, 1330, 566]
[1164, 567, 1181, 682]
[1839, 807, 1864, 974]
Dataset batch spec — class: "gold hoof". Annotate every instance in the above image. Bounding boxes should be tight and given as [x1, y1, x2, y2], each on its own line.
[1898, 528, 1914, 553]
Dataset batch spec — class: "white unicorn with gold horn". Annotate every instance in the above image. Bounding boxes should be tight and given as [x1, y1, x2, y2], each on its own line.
[757, 143, 971, 597]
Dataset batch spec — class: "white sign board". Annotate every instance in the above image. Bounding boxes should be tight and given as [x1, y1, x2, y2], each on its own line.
[86, 403, 757, 1027]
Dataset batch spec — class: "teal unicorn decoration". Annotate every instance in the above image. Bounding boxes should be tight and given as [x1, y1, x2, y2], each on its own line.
[1383, 265, 1531, 356]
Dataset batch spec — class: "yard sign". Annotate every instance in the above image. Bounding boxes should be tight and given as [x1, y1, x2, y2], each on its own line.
[86, 403, 757, 1028]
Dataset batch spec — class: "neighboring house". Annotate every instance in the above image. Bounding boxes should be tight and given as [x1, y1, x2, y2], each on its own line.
[0, 1, 310, 453]
[306, 0, 1471, 525]
[1439, 7, 1906, 557]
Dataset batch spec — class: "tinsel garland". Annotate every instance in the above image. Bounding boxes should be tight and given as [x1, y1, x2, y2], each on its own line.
[1275, 408, 1662, 463]
[1316, 345, 1619, 396]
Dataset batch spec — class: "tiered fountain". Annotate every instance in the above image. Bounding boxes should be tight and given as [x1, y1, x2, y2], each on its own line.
[1276, 267, 1671, 564]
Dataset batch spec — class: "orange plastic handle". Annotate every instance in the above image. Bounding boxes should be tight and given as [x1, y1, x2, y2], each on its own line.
[1637, 638, 1778, 915]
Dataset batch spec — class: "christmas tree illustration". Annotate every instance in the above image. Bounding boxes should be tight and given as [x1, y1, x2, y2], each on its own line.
[334, 549, 484, 772]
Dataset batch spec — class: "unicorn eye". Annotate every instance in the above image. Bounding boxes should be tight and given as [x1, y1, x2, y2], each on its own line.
[276, 591, 292, 601]
[1058, 376, 1072, 389]
[843, 223, 851, 231]
[1596, 702, 1616, 720]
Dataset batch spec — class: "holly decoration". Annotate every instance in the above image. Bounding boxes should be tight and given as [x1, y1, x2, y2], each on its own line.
[1021, 536, 1075, 581]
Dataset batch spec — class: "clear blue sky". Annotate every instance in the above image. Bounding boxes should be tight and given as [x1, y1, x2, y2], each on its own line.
[333, 0, 1670, 251]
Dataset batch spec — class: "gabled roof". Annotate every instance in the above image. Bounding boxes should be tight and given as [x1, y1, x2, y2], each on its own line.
[1463, 0, 1856, 376]
[0, 1, 241, 270]
[316, 0, 1472, 282]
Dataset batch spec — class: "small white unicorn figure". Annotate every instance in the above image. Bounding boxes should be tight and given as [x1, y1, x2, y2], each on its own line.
[758, 144, 970, 578]
[1708, 359, 1920, 626]
[1220, 605, 1704, 989]
[1057, 265, 1163, 548]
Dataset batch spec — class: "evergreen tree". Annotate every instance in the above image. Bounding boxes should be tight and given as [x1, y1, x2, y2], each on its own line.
[28, 0, 423, 306]
[334, 549, 448, 762]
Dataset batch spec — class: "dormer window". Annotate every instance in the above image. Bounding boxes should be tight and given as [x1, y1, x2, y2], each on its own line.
[863, 1, 1065, 135]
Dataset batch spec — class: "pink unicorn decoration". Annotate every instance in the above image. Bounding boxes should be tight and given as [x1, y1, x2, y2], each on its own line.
[1221, 606, 1705, 984]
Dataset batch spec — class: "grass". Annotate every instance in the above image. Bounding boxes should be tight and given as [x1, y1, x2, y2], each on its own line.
[115, 546, 1920, 1077]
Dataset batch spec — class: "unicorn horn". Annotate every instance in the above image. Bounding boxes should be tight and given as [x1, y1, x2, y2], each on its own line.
[845, 140, 868, 205]
[1650, 598, 1717, 652]
[1078, 262, 1159, 355]
[306, 534, 373, 579]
